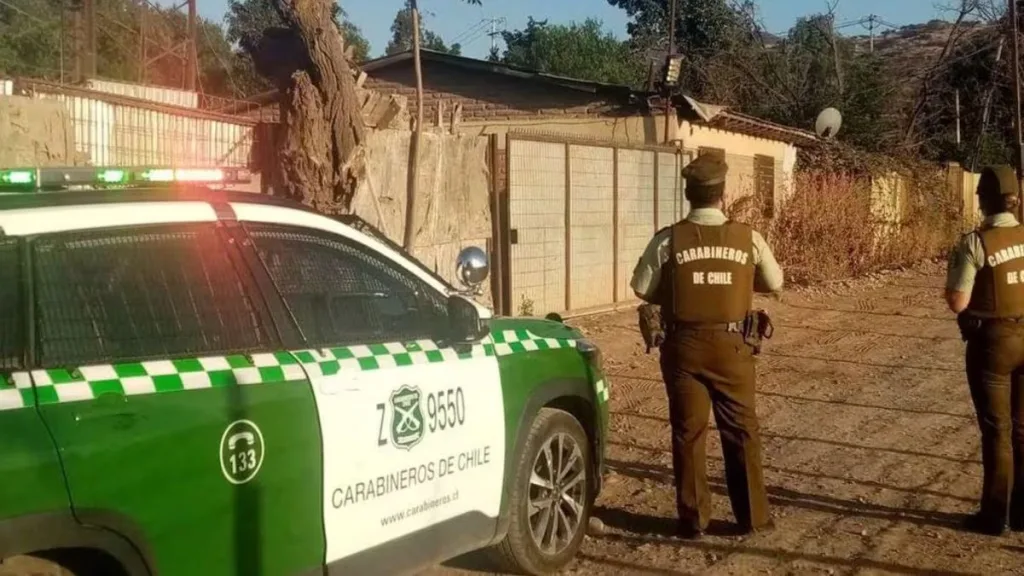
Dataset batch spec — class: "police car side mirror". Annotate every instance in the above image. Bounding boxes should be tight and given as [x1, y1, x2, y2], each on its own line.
[455, 246, 489, 296]
[447, 294, 488, 343]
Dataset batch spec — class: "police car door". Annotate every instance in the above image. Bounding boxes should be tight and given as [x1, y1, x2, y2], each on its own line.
[242, 221, 505, 575]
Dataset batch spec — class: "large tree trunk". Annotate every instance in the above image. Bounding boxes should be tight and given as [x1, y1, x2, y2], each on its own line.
[268, 0, 367, 213]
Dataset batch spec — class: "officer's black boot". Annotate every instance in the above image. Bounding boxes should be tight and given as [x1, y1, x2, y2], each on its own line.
[675, 522, 704, 540]
[962, 511, 1007, 536]
[740, 518, 776, 536]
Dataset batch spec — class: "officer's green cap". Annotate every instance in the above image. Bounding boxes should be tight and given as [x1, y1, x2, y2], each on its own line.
[682, 154, 728, 204]
[978, 165, 1019, 199]
[682, 154, 729, 187]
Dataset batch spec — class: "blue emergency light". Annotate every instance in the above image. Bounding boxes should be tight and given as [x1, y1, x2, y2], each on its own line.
[0, 166, 252, 193]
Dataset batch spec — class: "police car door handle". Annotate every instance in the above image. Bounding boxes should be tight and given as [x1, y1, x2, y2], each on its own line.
[318, 374, 366, 394]
[75, 393, 137, 422]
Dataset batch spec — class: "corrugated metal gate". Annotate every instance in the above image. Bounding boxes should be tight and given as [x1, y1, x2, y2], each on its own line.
[9, 78, 255, 168]
[504, 133, 688, 316]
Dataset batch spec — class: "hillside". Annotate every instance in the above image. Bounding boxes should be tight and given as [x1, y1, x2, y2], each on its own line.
[848, 19, 993, 87]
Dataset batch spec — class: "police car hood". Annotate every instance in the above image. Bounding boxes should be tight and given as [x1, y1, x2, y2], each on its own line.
[487, 316, 584, 341]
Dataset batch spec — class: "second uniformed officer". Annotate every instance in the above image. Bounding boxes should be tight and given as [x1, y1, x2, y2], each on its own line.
[630, 153, 784, 539]
[945, 164, 1024, 536]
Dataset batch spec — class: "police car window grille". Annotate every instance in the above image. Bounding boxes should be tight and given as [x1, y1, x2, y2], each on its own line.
[249, 227, 447, 347]
[33, 225, 270, 366]
[332, 215, 456, 292]
[0, 239, 24, 370]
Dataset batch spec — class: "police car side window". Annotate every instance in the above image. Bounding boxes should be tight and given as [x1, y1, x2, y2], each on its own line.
[246, 224, 448, 348]
[32, 224, 272, 366]
[0, 239, 24, 370]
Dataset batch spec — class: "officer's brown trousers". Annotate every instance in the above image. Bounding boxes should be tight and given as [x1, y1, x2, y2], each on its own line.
[965, 321, 1024, 526]
[659, 329, 771, 530]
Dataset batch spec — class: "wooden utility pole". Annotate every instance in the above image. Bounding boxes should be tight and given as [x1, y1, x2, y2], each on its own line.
[186, 0, 197, 91]
[867, 14, 877, 53]
[70, 0, 97, 82]
[404, 0, 425, 250]
[663, 0, 676, 144]
[1011, 0, 1024, 220]
[955, 89, 961, 146]
[84, 0, 96, 78]
[139, 5, 146, 83]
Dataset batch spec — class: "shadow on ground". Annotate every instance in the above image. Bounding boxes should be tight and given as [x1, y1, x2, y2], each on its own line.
[591, 507, 985, 576]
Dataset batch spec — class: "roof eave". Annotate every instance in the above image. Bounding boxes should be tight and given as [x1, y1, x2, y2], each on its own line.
[671, 94, 818, 147]
[361, 49, 639, 99]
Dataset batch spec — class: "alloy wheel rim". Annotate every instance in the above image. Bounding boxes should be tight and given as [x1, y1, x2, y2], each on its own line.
[526, 432, 587, 556]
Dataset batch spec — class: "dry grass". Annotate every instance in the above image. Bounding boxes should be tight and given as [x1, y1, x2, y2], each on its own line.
[727, 170, 961, 286]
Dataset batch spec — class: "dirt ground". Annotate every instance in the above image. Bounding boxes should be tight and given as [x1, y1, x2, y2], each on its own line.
[429, 260, 1024, 576]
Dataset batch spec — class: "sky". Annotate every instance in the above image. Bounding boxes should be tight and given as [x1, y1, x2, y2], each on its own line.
[187, 0, 953, 60]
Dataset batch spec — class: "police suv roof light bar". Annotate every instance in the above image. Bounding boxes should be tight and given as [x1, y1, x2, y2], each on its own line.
[0, 166, 252, 193]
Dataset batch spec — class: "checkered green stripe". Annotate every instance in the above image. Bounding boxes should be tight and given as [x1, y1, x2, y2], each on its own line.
[0, 352, 306, 411]
[492, 329, 577, 356]
[595, 378, 609, 403]
[292, 339, 496, 377]
[0, 331, 579, 411]
[1, 373, 34, 412]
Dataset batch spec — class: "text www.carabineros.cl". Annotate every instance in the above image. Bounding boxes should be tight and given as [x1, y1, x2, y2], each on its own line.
[380, 490, 460, 527]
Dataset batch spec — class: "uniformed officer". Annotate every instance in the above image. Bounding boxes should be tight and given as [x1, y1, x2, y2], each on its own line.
[630, 153, 784, 539]
[945, 164, 1024, 536]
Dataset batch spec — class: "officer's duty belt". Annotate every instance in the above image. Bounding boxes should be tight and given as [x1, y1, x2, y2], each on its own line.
[984, 316, 1024, 324]
[969, 314, 1024, 324]
[670, 320, 742, 333]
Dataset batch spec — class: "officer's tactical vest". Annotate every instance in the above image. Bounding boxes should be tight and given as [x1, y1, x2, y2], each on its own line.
[968, 224, 1024, 318]
[668, 220, 755, 323]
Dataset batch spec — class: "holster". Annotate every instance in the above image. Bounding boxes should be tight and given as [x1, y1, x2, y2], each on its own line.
[637, 303, 665, 354]
[741, 309, 774, 355]
[956, 312, 983, 342]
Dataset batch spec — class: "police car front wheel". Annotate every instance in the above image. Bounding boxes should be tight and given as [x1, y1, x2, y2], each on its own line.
[490, 407, 593, 575]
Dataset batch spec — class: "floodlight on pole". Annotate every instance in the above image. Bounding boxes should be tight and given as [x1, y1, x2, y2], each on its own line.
[663, 55, 683, 87]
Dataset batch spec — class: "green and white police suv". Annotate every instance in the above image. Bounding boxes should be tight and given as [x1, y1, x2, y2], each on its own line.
[0, 167, 610, 576]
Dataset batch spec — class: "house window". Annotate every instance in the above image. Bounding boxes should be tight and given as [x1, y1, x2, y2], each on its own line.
[754, 154, 775, 218]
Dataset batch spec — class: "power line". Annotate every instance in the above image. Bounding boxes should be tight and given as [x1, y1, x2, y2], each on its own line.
[0, 0, 47, 24]
[450, 18, 489, 46]
[459, 23, 495, 50]
[836, 14, 901, 52]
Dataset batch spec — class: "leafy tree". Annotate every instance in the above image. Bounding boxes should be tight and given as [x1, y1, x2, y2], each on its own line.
[0, 0, 256, 97]
[0, 0, 72, 80]
[724, 14, 901, 152]
[607, 0, 754, 98]
[227, 0, 369, 62]
[605, 2, 898, 151]
[915, 27, 1014, 167]
[498, 17, 644, 87]
[385, 0, 461, 55]
[227, 0, 371, 95]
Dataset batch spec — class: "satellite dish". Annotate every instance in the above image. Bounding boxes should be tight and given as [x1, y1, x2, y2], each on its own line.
[815, 107, 843, 139]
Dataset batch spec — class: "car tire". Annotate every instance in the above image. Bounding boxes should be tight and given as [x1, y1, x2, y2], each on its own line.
[489, 407, 593, 575]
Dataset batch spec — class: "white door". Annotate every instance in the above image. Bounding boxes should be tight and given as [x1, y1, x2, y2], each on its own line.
[244, 222, 506, 570]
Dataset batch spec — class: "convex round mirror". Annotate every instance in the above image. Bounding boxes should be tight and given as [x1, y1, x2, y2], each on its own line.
[456, 246, 489, 290]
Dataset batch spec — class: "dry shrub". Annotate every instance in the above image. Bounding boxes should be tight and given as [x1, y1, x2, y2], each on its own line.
[727, 168, 960, 286]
